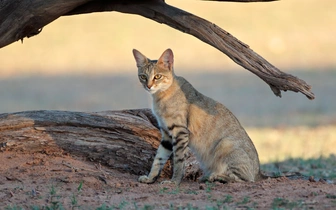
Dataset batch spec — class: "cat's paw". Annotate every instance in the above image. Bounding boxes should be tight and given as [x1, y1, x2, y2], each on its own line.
[200, 174, 223, 183]
[160, 180, 178, 185]
[206, 173, 235, 183]
[199, 176, 210, 183]
[207, 175, 217, 182]
[138, 175, 154, 184]
[160, 179, 181, 186]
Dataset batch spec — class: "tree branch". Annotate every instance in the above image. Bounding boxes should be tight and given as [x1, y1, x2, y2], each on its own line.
[203, 0, 277, 2]
[0, 0, 314, 99]
[67, 0, 315, 99]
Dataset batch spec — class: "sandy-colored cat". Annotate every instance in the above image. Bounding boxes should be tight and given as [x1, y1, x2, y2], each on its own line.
[133, 48, 264, 185]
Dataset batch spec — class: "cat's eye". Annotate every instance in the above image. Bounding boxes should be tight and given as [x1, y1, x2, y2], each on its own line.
[139, 75, 147, 80]
[154, 74, 162, 80]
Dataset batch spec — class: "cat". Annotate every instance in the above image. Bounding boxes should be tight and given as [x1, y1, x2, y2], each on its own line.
[132, 48, 265, 185]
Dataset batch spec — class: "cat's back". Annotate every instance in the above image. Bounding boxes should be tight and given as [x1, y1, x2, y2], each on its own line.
[175, 76, 248, 140]
[175, 76, 216, 105]
[175, 76, 230, 117]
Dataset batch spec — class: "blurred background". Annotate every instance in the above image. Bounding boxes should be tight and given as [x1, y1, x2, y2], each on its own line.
[0, 0, 335, 164]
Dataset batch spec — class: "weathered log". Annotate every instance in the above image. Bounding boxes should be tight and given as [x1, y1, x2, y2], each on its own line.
[0, 0, 314, 99]
[0, 109, 160, 175]
[0, 109, 200, 179]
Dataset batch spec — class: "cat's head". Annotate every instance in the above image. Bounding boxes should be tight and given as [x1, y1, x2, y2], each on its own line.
[132, 49, 174, 94]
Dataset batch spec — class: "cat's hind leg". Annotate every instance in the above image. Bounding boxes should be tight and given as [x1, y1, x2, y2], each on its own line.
[205, 162, 256, 183]
[200, 164, 244, 183]
[207, 172, 244, 183]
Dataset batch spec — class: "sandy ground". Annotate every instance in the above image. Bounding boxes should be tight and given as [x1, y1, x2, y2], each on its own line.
[1, 150, 335, 209]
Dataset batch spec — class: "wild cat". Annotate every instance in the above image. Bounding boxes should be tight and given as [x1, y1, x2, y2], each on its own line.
[132, 48, 265, 185]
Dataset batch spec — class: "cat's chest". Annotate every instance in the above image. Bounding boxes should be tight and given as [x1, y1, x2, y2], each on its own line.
[152, 99, 187, 129]
[152, 102, 173, 125]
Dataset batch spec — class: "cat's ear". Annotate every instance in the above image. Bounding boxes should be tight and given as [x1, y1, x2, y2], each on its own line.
[133, 49, 148, 68]
[157, 49, 174, 71]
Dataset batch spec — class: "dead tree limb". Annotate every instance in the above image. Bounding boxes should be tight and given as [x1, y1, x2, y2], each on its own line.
[203, 0, 277, 2]
[0, 109, 200, 178]
[0, 0, 314, 99]
[0, 109, 160, 175]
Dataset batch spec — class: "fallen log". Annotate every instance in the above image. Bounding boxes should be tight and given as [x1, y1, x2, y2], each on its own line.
[0, 109, 200, 179]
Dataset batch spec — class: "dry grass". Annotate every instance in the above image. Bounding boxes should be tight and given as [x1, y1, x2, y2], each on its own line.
[0, 0, 335, 77]
[248, 125, 336, 163]
[250, 125, 336, 180]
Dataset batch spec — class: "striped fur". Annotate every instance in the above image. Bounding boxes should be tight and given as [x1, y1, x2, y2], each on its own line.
[133, 49, 264, 185]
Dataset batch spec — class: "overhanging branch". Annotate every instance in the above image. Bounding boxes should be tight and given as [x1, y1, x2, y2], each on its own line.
[0, 0, 314, 99]
[67, 0, 315, 99]
[203, 0, 277, 2]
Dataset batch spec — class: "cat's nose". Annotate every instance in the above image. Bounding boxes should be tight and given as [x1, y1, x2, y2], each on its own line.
[147, 83, 153, 89]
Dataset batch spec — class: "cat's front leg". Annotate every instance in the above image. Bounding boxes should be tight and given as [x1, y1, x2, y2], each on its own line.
[169, 125, 190, 185]
[138, 134, 173, 184]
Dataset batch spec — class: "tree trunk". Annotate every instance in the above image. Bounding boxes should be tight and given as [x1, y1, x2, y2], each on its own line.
[0, 109, 200, 179]
[0, 0, 314, 99]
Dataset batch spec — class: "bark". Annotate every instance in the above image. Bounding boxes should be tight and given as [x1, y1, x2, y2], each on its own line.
[0, 109, 200, 179]
[0, 0, 314, 99]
